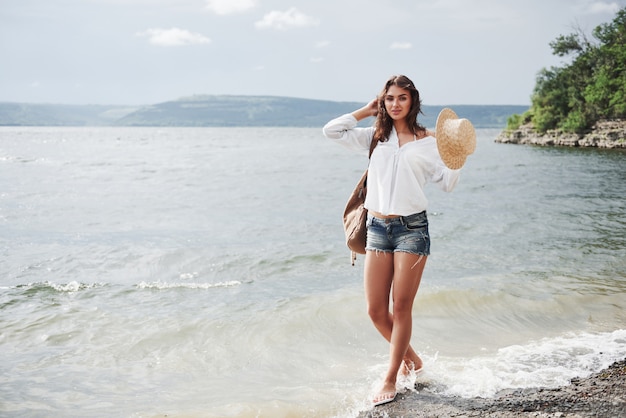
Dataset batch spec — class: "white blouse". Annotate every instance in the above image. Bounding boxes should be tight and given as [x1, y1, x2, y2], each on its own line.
[323, 113, 461, 216]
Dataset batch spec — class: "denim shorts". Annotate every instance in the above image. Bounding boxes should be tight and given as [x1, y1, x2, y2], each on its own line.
[365, 211, 430, 255]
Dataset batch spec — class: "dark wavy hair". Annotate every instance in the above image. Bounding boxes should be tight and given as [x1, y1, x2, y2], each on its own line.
[373, 75, 425, 143]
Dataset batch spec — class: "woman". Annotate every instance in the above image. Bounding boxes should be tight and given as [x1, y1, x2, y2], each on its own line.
[323, 75, 469, 406]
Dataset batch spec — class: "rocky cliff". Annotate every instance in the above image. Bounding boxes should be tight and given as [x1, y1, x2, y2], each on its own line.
[495, 120, 626, 148]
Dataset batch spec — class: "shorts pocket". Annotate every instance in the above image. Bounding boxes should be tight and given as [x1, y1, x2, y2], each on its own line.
[404, 215, 428, 230]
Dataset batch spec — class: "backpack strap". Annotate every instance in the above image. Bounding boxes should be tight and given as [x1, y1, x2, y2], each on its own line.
[349, 134, 378, 265]
[368, 134, 378, 159]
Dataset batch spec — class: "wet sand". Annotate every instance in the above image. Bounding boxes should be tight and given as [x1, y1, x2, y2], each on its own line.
[359, 359, 626, 417]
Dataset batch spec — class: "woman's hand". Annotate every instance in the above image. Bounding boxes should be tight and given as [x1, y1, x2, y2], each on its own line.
[366, 98, 378, 117]
[352, 97, 379, 121]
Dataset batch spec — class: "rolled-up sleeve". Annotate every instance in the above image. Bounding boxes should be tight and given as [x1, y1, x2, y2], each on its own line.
[417, 136, 461, 192]
[322, 114, 373, 156]
[440, 166, 461, 191]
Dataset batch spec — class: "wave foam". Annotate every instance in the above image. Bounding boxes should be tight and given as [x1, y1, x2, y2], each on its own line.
[427, 329, 626, 398]
[13, 281, 107, 293]
[136, 280, 242, 290]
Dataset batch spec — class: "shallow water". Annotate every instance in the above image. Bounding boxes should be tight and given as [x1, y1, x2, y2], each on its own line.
[1, 126, 625, 417]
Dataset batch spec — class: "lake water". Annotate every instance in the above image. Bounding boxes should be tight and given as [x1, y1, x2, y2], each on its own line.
[1, 126, 625, 417]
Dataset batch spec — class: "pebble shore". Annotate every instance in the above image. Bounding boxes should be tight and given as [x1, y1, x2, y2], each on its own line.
[358, 359, 626, 418]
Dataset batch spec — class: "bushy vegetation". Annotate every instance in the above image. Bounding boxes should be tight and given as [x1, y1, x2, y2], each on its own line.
[507, 7, 626, 133]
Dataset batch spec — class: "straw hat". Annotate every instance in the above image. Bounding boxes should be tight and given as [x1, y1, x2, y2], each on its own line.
[435, 108, 476, 169]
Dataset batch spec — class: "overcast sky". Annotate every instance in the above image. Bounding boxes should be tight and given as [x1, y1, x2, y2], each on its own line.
[1, 0, 624, 106]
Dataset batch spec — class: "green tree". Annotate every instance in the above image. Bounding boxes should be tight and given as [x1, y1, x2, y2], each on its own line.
[507, 7, 626, 133]
[586, 8, 626, 118]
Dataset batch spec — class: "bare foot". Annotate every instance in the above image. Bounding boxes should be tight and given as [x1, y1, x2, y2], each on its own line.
[398, 361, 411, 378]
[399, 355, 424, 377]
[414, 356, 424, 372]
[372, 381, 397, 406]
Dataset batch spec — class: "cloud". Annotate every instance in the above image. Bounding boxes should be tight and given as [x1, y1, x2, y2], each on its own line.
[205, 0, 256, 15]
[585, 1, 622, 14]
[390, 42, 412, 50]
[315, 40, 330, 48]
[255, 8, 320, 30]
[137, 28, 211, 46]
[310, 57, 324, 63]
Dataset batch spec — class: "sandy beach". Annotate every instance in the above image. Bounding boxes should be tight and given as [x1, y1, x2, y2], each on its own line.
[359, 359, 626, 417]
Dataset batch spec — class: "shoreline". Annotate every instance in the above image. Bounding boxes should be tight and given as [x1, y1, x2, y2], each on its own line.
[358, 359, 626, 417]
[495, 120, 626, 148]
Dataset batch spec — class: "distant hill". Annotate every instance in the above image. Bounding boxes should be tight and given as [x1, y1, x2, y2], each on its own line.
[117, 95, 366, 127]
[0, 96, 528, 128]
[0, 103, 140, 126]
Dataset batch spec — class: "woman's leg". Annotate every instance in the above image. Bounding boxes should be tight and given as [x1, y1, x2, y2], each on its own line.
[365, 251, 426, 400]
[376, 252, 427, 399]
[364, 251, 423, 370]
[364, 250, 394, 338]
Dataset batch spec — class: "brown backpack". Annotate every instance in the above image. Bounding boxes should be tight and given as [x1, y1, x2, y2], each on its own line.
[342, 136, 378, 265]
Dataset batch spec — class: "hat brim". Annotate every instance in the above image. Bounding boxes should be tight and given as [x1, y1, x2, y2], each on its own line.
[436, 108, 476, 170]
